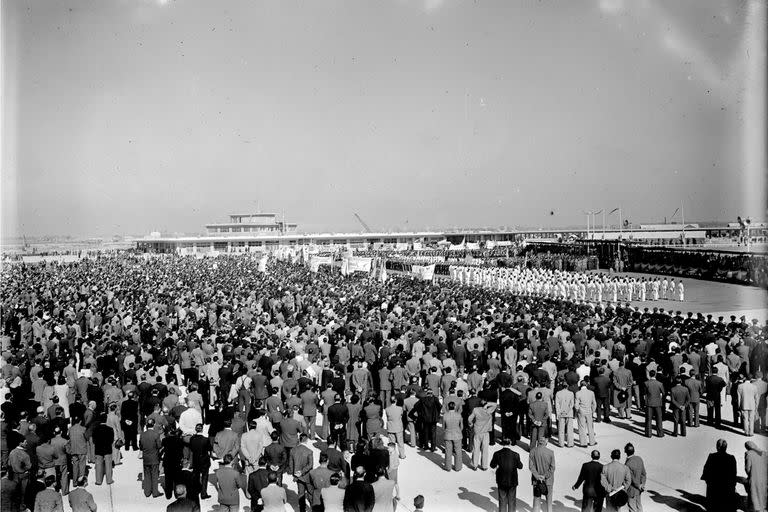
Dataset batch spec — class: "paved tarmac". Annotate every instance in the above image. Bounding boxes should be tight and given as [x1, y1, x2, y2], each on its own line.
[70, 399, 768, 512]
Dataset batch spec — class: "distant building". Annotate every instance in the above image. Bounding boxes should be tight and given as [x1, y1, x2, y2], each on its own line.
[205, 213, 297, 236]
[135, 212, 766, 254]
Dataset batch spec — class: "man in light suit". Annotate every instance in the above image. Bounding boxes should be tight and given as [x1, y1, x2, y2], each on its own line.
[260, 472, 287, 512]
[33, 474, 63, 512]
[738, 374, 759, 436]
[529, 438, 555, 512]
[384, 397, 405, 459]
[289, 434, 314, 512]
[575, 381, 597, 447]
[600, 449, 631, 512]
[555, 384, 575, 448]
[468, 399, 497, 471]
[213, 420, 241, 463]
[68, 419, 89, 485]
[442, 401, 463, 472]
[529, 392, 550, 445]
[624, 444, 646, 512]
[308, 452, 335, 512]
[320, 473, 345, 512]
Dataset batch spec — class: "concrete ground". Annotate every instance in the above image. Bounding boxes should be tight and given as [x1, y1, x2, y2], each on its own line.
[74, 403, 767, 512]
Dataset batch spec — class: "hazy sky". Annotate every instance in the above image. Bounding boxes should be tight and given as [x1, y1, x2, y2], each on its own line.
[1, 0, 763, 237]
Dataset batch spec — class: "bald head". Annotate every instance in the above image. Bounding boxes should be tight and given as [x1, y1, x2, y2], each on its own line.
[174, 484, 187, 498]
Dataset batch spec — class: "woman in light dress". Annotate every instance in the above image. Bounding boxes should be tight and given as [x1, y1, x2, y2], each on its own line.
[53, 376, 71, 418]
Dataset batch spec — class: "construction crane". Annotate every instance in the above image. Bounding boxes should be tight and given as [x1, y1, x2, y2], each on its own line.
[353, 213, 372, 232]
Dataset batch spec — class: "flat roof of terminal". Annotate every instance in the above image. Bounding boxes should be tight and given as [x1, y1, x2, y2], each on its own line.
[228, 213, 278, 217]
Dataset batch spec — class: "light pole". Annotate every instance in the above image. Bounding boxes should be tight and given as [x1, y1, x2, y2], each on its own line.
[591, 210, 603, 238]
[609, 207, 622, 266]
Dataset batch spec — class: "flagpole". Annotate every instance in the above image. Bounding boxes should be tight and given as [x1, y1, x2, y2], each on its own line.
[681, 202, 685, 245]
[603, 210, 606, 239]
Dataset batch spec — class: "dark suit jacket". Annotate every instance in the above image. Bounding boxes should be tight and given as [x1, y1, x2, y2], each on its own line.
[343, 480, 375, 512]
[279, 418, 303, 448]
[264, 442, 287, 472]
[92, 424, 114, 457]
[69, 424, 88, 455]
[166, 497, 200, 512]
[574, 460, 605, 498]
[247, 468, 270, 511]
[593, 375, 611, 398]
[140, 429, 163, 464]
[289, 444, 314, 483]
[187, 434, 212, 467]
[490, 447, 523, 489]
[308, 466, 335, 506]
[644, 379, 665, 407]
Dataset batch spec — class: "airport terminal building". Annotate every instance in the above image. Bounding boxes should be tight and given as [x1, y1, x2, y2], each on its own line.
[134, 212, 765, 254]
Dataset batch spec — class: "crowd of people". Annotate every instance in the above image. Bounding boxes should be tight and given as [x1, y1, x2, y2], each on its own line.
[449, 265, 685, 304]
[0, 254, 766, 512]
[624, 247, 768, 289]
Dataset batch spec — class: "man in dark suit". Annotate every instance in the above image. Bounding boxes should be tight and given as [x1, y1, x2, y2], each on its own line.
[120, 391, 140, 451]
[166, 484, 200, 512]
[572, 450, 605, 512]
[669, 377, 690, 437]
[279, 411, 304, 462]
[68, 477, 97, 512]
[409, 389, 441, 451]
[490, 438, 523, 512]
[92, 415, 114, 486]
[704, 371, 725, 428]
[701, 439, 737, 512]
[247, 457, 270, 512]
[308, 452, 335, 512]
[343, 466, 375, 512]
[593, 369, 612, 423]
[162, 428, 185, 499]
[290, 434, 314, 512]
[187, 423, 212, 499]
[326, 394, 349, 448]
[263, 431, 287, 483]
[140, 418, 163, 497]
[643, 370, 665, 438]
